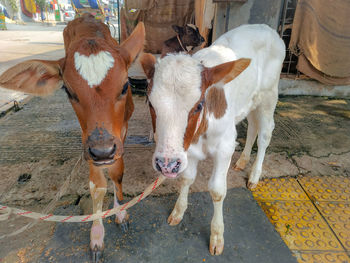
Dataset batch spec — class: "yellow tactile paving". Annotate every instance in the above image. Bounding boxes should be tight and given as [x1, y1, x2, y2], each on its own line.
[252, 177, 309, 201]
[295, 251, 350, 263]
[258, 200, 344, 251]
[315, 202, 350, 250]
[298, 176, 350, 202]
[253, 176, 350, 262]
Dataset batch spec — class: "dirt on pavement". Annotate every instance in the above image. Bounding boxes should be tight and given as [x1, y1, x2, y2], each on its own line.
[0, 93, 349, 262]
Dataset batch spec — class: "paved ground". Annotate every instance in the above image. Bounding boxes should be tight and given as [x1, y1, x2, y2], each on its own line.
[0, 22, 349, 263]
[39, 189, 296, 263]
[253, 176, 350, 262]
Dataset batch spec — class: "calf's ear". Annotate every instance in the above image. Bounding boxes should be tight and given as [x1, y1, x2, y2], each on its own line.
[120, 22, 145, 67]
[171, 25, 183, 34]
[203, 58, 251, 87]
[0, 58, 64, 96]
[140, 53, 156, 80]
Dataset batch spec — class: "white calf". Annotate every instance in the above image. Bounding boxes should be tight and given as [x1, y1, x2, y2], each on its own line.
[141, 24, 285, 255]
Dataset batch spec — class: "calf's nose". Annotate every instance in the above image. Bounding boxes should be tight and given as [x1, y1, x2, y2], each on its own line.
[155, 157, 181, 174]
[88, 144, 116, 161]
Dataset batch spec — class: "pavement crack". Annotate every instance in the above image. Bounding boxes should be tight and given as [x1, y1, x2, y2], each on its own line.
[304, 149, 350, 159]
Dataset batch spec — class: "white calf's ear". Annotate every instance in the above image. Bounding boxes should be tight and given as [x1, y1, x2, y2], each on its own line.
[0, 59, 64, 96]
[204, 58, 251, 87]
[140, 53, 156, 80]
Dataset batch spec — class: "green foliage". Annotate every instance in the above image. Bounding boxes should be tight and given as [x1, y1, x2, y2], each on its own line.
[6, 0, 18, 12]
[35, 0, 46, 9]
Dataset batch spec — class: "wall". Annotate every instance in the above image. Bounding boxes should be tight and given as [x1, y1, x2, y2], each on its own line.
[213, 0, 282, 40]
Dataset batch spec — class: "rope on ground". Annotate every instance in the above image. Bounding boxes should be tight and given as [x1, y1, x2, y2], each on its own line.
[0, 153, 83, 240]
[0, 154, 166, 225]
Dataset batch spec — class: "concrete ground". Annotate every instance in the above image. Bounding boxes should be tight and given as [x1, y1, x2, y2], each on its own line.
[0, 22, 349, 262]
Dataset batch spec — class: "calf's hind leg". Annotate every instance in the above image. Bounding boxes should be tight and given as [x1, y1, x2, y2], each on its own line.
[108, 158, 129, 232]
[248, 92, 277, 189]
[89, 164, 107, 262]
[234, 110, 258, 171]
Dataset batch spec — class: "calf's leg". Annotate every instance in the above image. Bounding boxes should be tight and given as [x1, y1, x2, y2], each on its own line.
[108, 158, 129, 231]
[234, 110, 258, 171]
[168, 157, 199, 226]
[248, 91, 277, 189]
[209, 136, 236, 255]
[89, 164, 107, 262]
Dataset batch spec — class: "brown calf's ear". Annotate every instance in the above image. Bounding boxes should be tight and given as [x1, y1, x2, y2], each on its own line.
[171, 25, 182, 34]
[140, 53, 156, 80]
[204, 58, 251, 87]
[120, 22, 145, 67]
[0, 59, 64, 96]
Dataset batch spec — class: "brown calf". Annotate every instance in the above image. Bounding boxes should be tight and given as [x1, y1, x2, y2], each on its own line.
[0, 14, 145, 262]
[161, 24, 204, 57]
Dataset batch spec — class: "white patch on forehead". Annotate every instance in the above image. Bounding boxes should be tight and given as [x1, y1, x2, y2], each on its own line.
[74, 51, 114, 88]
[186, 24, 197, 30]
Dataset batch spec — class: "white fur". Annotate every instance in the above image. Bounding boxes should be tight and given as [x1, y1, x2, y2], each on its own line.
[74, 51, 114, 88]
[89, 181, 96, 191]
[149, 54, 203, 173]
[150, 24, 285, 254]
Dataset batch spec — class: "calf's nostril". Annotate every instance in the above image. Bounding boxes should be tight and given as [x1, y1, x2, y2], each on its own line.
[88, 147, 97, 159]
[108, 144, 117, 158]
[88, 145, 116, 161]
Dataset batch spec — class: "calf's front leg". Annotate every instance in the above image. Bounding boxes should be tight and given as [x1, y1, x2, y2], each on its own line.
[108, 158, 129, 232]
[168, 157, 199, 226]
[208, 139, 235, 255]
[89, 164, 107, 262]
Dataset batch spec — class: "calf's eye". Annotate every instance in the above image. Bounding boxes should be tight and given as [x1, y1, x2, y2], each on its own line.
[194, 100, 204, 113]
[62, 84, 79, 102]
[121, 81, 129, 95]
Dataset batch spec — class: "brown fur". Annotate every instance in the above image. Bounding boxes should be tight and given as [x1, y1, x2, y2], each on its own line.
[204, 58, 251, 86]
[190, 108, 208, 146]
[108, 158, 124, 201]
[206, 86, 227, 119]
[0, 60, 62, 96]
[0, 14, 146, 257]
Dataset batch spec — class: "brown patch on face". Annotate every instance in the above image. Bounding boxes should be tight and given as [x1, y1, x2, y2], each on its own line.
[206, 86, 227, 119]
[191, 107, 208, 145]
[149, 102, 157, 133]
[146, 79, 157, 133]
[183, 98, 207, 150]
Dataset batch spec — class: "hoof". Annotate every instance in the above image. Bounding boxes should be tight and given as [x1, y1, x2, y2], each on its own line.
[247, 181, 258, 190]
[90, 244, 104, 263]
[167, 214, 182, 226]
[119, 220, 129, 233]
[233, 158, 248, 171]
[233, 164, 243, 171]
[209, 240, 224, 255]
[115, 213, 129, 233]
